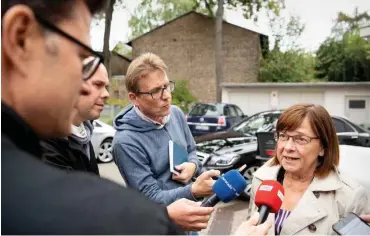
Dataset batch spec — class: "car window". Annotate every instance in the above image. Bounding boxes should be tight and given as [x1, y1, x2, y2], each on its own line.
[233, 114, 276, 134]
[234, 106, 244, 117]
[189, 104, 220, 116]
[332, 118, 355, 133]
[223, 106, 231, 116]
[228, 106, 238, 117]
[344, 119, 367, 133]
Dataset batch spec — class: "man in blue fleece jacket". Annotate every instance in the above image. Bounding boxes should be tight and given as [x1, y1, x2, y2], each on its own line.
[113, 52, 219, 207]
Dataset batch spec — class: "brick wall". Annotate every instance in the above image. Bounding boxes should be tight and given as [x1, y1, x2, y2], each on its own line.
[131, 12, 261, 102]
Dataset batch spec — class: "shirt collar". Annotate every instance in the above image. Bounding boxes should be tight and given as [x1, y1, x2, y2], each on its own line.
[134, 105, 171, 129]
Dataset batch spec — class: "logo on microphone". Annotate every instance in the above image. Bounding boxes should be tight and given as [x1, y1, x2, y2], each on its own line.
[259, 185, 273, 191]
[277, 190, 284, 201]
[220, 176, 239, 196]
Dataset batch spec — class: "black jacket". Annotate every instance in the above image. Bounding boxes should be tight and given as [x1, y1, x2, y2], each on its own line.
[1, 103, 183, 235]
[41, 129, 100, 175]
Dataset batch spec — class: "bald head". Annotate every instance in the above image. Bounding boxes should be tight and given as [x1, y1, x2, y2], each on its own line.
[74, 64, 110, 124]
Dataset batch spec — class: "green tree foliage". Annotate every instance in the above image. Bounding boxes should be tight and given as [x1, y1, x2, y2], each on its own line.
[171, 80, 197, 113]
[259, 50, 316, 82]
[258, 15, 317, 82]
[129, 0, 204, 39]
[315, 30, 370, 82]
[315, 8, 370, 82]
[128, 0, 284, 39]
[112, 41, 133, 58]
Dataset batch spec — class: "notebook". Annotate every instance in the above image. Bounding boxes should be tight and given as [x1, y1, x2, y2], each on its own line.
[169, 140, 188, 175]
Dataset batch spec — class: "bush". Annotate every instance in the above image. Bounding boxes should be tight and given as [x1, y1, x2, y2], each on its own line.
[172, 80, 197, 113]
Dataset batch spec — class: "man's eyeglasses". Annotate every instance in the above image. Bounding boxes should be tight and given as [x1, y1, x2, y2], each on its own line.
[274, 132, 319, 145]
[137, 81, 175, 100]
[35, 15, 103, 80]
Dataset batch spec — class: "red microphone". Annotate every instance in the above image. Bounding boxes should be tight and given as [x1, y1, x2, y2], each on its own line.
[254, 180, 285, 225]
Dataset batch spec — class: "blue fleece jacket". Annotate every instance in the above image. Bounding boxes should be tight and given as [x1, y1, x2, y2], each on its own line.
[112, 104, 202, 206]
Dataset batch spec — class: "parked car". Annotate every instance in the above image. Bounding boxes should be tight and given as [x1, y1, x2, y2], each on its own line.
[229, 110, 370, 147]
[91, 120, 116, 163]
[195, 110, 370, 199]
[186, 103, 246, 137]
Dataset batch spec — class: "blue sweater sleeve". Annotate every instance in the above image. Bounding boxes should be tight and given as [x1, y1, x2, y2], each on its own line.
[113, 142, 196, 206]
[174, 106, 202, 176]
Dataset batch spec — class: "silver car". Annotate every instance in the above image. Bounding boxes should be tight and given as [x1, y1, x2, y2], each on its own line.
[91, 120, 116, 163]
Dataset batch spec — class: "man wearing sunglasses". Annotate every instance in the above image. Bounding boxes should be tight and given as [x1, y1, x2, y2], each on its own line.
[2, 1, 182, 234]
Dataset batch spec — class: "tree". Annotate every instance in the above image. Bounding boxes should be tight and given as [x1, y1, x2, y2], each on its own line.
[215, 0, 224, 102]
[315, 8, 370, 82]
[103, 0, 116, 80]
[315, 31, 370, 82]
[333, 8, 370, 35]
[129, 0, 205, 39]
[112, 41, 133, 58]
[258, 14, 316, 82]
[171, 80, 197, 113]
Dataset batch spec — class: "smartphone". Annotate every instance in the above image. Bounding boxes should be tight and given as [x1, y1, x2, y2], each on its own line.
[332, 212, 370, 235]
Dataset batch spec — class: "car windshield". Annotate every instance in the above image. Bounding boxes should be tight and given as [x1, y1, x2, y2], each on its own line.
[189, 104, 221, 116]
[232, 113, 279, 135]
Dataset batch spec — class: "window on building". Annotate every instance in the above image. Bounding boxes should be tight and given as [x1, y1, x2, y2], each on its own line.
[349, 100, 366, 109]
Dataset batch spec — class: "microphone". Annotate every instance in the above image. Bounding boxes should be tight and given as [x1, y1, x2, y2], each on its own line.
[254, 180, 284, 225]
[201, 169, 247, 207]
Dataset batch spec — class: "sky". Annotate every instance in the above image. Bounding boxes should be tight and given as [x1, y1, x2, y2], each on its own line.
[90, 0, 370, 52]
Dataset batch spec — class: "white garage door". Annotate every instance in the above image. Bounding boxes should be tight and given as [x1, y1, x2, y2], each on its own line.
[227, 91, 270, 115]
[226, 89, 325, 116]
[278, 92, 325, 110]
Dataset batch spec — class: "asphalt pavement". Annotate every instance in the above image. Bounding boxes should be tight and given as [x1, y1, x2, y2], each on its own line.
[98, 162, 251, 235]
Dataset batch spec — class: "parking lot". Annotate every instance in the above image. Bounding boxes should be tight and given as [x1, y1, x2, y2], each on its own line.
[98, 162, 251, 235]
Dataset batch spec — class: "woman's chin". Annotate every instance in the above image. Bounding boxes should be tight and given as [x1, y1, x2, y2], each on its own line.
[282, 162, 300, 173]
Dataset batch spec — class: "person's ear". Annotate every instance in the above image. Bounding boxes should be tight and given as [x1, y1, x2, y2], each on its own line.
[128, 92, 139, 106]
[2, 6, 40, 77]
[319, 147, 325, 157]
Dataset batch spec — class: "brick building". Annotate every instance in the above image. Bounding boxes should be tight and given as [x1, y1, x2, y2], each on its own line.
[97, 51, 131, 100]
[127, 11, 267, 102]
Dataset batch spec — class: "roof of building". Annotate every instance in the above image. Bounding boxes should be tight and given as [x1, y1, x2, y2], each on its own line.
[97, 51, 132, 62]
[126, 10, 267, 46]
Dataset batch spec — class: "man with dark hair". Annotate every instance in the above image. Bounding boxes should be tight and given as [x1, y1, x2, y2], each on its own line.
[1, 1, 182, 234]
[40, 64, 110, 175]
[39, 64, 216, 232]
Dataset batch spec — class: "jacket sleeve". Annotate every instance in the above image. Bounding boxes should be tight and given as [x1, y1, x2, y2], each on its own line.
[113, 142, 197, 206]
[176, 106, 202, 176]
[247, 176, 259, 220]
[40, 139, 74, 171]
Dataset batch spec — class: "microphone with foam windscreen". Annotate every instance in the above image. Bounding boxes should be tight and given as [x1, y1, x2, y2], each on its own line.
[254, 180, 285, 225]
[201, 169, 247, 207]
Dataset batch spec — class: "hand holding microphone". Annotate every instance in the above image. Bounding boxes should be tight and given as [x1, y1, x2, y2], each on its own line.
[191, 169, 221, 197]
[201, 169, 248, 207]
[167, 198, 214, 231]
[254, 180, 285, 225]
[234, 212, 272, 235]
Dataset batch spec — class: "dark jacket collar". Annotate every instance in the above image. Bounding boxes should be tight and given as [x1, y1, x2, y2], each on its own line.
[2, 102, 42, 158]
